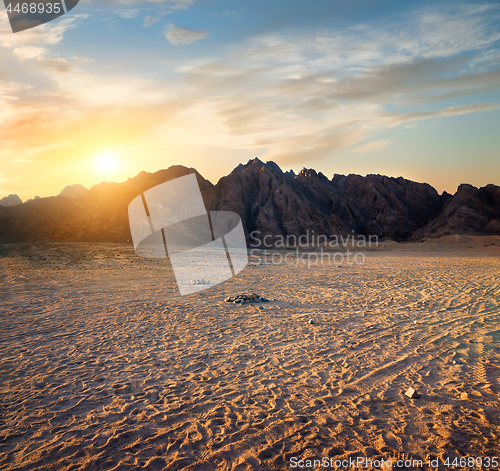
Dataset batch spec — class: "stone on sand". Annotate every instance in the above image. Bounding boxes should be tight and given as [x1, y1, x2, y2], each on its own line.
[404, 387, 419, 399]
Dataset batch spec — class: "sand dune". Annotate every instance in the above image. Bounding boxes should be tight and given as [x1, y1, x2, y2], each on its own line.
[0, 242, 499, 470]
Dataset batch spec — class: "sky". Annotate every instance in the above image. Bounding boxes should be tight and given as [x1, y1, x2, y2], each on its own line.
[0, 0, 499, 201]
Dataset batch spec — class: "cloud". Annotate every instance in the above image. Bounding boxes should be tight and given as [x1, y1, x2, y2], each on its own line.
[0, 12, 78, 48]
[1, 0, 500, 185]
[9, 45, 93, 71]
[39, 57, 75, 72]
[12, 46, 47, 61]
[49, 71, 177, 107]
[144, 11, 169, 27]
[383, 103, 499, 126]
[235, 3, 500, 67]
[144, 15, 161, 27]
[0, 11, 88, 77]
[259, 129, 364, 165]
[164, 23, 209, 45]
[72, 56, 95, 64]
[118, 9, 139, 19]
[163, 2, 500, 163]
[354, 140, 390, 153]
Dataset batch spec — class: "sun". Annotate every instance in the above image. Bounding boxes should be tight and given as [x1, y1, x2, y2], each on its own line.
[95, 151, 120, 174]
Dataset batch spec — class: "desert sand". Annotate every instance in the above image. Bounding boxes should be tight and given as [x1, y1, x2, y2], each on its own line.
[0, 238, 499, 470]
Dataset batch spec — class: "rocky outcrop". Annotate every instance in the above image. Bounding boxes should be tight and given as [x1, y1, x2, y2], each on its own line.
[410, 183, 500, 240]
[327, 173, 449, 240]
[202, 160, 351, 241]
[202, 159, 451, 241]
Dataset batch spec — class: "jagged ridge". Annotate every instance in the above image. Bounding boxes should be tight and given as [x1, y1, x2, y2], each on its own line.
[0, 159, 498, 243]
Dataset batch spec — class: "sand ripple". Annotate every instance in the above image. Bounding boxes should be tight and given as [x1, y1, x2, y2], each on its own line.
[0, 243, 499, 470]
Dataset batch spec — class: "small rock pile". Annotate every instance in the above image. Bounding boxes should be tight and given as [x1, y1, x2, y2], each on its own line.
[224, 293, 270, 304]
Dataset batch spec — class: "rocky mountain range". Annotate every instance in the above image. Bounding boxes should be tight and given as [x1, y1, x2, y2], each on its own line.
[0, 184, 88, 209]
[0, 159, 498, 244]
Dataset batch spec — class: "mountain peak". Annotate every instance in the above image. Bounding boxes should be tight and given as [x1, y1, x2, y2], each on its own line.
[229, 158, 286, 177]
[59, 184, 89, 199]
[298, 168, 318, 178]
[0, 194, 22, 207]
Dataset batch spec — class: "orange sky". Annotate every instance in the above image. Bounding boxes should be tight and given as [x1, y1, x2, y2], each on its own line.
[1, 2, 499, 201]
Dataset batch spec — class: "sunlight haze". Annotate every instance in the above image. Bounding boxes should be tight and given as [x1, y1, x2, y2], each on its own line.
[0, 0, 499, 201]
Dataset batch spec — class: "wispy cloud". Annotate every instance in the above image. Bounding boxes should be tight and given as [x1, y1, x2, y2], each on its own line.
[144, 11, 169, 27]
[0, 11, 88, 76]
[39, 57, 75, 72]
[233, 3, 500, 67]
[1, 0, 499, 194]
[383, 103, 499, 126]
[144, 15, 160, 27]
[354, 140, 390, 153]
[0, 12, 78, 48]
[165, 2, 500, 163]
[164, 23, 209, 45]
[12, 46, 48, 61]
[117, 9, 139, 19]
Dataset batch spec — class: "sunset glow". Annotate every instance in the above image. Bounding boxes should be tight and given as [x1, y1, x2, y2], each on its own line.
[94, 151, 120, 175]
[0, 1, 499, 202]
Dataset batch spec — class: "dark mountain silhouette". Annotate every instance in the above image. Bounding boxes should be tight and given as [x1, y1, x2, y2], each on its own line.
[202, 160, 451, 241]
[0, 166, 212, 243]
[0, 159, 498, 244]
[409, 183, 500, 241]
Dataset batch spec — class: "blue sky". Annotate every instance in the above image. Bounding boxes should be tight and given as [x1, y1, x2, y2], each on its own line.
[0, 0, 499, 200]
